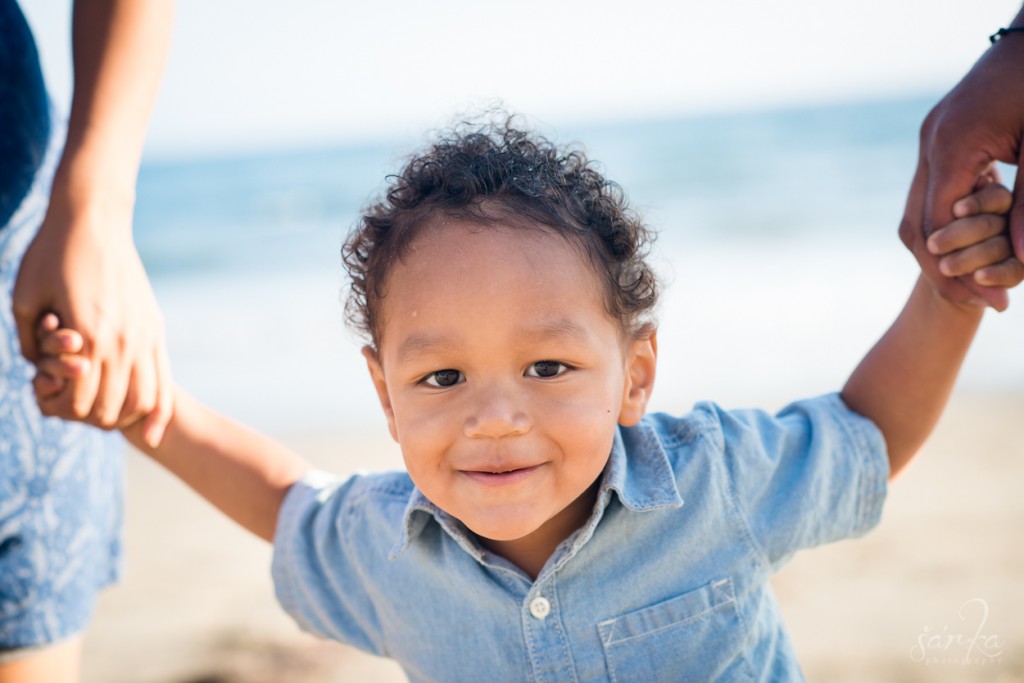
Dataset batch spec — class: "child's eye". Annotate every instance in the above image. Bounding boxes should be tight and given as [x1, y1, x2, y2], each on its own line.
[423, 369, 464, 388]
[526, 361, 571, 379]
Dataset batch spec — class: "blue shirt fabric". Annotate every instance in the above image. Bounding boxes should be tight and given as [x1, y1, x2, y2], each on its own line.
[272, 393, 888, 682]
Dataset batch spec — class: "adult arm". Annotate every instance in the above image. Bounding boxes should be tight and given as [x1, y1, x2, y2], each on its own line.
[13, 0, 174, 445]
[899, 5, 1024, 311]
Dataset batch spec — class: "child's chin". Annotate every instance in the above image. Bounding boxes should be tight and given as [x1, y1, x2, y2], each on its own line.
[464, 517, 541, 543]
[477, 530, 532, 543]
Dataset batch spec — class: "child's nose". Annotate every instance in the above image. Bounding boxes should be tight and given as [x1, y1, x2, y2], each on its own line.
[463, 382, 532, 438]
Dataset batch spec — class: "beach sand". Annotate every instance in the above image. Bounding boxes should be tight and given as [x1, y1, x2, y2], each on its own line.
[82, 392, 1024, 683]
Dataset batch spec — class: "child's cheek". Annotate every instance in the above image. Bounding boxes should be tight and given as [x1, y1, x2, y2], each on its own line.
[392, 396, 459, 462]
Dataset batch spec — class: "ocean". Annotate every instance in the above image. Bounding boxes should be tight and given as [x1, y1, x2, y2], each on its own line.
[134, 95, 1024, 437]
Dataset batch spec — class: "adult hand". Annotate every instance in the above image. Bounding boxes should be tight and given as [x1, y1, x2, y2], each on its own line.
[11, 0, 174, 445]
[13, 185, 173, 446]
[899, 25, 1024, 312]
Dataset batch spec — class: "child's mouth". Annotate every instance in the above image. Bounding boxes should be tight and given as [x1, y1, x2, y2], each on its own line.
[461, 464, 542, 486]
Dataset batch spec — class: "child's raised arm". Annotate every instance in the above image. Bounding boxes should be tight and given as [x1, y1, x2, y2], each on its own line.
[34, 317, 311, 542]
[842, 181, 1022, 477]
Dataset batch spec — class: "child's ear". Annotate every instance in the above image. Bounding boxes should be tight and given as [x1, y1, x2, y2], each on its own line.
[362, 346, 399, 443]
[618, 330, 657, 427]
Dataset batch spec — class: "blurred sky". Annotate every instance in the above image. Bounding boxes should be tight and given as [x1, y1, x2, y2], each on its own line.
[19, 0, 1023, 159]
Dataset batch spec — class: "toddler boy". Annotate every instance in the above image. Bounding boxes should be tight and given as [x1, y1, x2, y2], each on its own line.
[34, 119, 1022, 681]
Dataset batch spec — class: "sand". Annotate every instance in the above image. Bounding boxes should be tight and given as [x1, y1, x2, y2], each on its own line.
[81, 392, 1024, 683]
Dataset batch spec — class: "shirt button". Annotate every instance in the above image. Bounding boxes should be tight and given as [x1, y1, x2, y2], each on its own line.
[529, 596, 551, 620]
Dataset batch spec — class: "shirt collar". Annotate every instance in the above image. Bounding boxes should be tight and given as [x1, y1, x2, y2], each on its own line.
[605, 419, 685, 512]
[390, 419, 684, 560]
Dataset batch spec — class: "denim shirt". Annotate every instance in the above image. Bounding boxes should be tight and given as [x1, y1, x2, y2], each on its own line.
[272, 393, 888, 682]
[0, 0, 51, 229]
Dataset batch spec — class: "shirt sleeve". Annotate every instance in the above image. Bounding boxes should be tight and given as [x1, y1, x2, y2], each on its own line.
[712, 393, 889, 569]
[271, 470, 386, 654]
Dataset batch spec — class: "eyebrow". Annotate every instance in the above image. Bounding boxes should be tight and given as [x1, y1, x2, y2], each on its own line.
[394, 317, 591, 363]
[520, 317, 590, 345]
[396, 332, 452, 363]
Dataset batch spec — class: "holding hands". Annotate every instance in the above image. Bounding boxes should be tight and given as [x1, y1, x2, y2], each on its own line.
[901, 18, 1024, 311]
[14, 194, 172, 445]
[924, 176, 1024, 298]
[33, 308, 169, 454]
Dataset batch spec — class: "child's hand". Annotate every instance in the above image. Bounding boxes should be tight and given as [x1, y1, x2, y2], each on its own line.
[926, 179, 1024, 299]
[32, 313, 92, 408]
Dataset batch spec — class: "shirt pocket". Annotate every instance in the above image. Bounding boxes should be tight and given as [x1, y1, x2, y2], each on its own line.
[597, 577, 754, 683]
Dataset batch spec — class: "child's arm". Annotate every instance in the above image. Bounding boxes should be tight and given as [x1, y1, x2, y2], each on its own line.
[35, 317, 312, 542]
[842, 181, 1022, 478]
[123, 389, 313, 542]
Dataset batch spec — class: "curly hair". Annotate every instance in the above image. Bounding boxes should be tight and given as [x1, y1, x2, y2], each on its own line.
[341, 114, 659, 348]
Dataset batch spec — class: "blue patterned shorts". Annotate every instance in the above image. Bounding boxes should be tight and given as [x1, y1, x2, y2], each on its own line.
[0, 119, 124, 651]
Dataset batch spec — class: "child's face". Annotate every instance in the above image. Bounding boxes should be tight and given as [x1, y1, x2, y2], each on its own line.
[363, 217, 656, 557]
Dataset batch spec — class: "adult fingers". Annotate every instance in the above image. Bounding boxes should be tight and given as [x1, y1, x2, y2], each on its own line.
[88, 349, 134, 429]
[11, 273, 49, 364]
[142, 341, 174, 448]
[919, 97, 996, 228]
[116, 358, 157, 429]
[55, 312, 102, 420]
[898, 152, 929, 251]
[900, 153, 979, 304]
[13, 301, 47, 364]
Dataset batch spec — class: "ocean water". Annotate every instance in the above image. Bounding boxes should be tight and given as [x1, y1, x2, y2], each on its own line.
[135, 96, 1024, 437]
